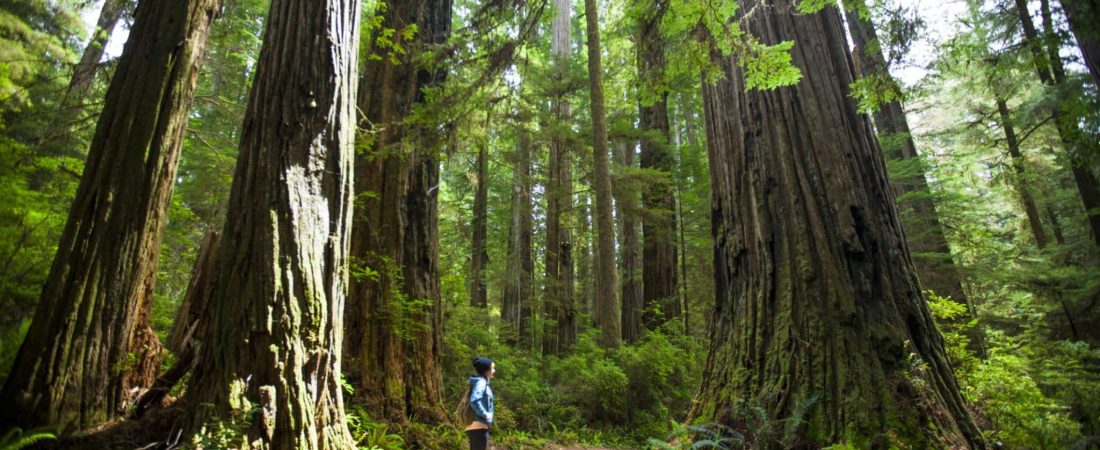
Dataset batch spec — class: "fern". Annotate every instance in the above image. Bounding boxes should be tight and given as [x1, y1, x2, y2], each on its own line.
[0, 427, 57, 450]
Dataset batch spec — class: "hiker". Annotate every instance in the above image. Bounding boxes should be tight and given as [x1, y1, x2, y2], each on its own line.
[466, 357, 495, 450]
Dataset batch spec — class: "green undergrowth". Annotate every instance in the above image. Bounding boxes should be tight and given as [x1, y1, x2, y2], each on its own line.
[438, 302, 706, 448]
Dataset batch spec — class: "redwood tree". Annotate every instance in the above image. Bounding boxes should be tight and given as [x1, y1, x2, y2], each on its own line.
[344, 0, 452, 423]
[689, 1, 981, 446]
[0, 0, 221, 431]
[544, 0, 577, 354]
[583, 0, 621, 348]
[636, 0, 679, 329]
[178, 0, 360, 445]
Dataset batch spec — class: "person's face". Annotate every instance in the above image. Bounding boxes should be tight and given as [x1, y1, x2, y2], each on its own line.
[487, 362, 496, 379]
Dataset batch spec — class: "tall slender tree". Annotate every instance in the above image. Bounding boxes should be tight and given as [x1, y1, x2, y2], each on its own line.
[996, 96, 1050, 249]
[503, 116, 535, 347]
[583, 0, 621, 348]
[689, 1, 982, 446]
[615, 140, 643, 342]
[178, 0, 360, 445]
[344, 0, 452, 423]
[544, 0, 577, 355]
[0, 0, 221, 431]
[470, 138, 490, 308]
[636, 0, 679, 329]
[1014, 0, 1100, 246]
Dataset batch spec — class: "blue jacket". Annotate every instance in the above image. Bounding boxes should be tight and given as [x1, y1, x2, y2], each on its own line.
[468, 375, 494, 425]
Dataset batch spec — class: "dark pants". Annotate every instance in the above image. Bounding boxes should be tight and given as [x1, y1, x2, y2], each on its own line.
[467, 429, 489, 450]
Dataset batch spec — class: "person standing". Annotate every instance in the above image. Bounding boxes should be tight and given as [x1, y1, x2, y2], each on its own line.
[466, 357, 495, 450]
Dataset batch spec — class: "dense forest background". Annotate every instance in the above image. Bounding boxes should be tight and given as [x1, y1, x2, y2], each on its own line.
[0, 0, 1098, 448]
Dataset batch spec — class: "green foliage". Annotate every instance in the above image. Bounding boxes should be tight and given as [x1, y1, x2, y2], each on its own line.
[738, 40, 802, 91]
[346, 406, 406, 450]
[848, 72, 904, 113]
[0, 427, 56, 450]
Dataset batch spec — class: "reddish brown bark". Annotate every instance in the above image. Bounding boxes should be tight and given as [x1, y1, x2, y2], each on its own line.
[637, 0, 679, 330]
[0, 0, 220, 432]
[178, 0, 361, 446]
[583, 0, 621, 348]
[344, 0, 452, 424]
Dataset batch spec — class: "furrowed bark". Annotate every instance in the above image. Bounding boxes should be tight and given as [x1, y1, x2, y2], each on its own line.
[615, 140, 643, 343]
[179, 0, 361, 446]
[583, 0, 621, 348]
[344, 0, 452, 424]
[637, 0, 679, 330]
[689, 2, 982, 446]
[544, 0, 577, 354]
[0, 0, 220, 432]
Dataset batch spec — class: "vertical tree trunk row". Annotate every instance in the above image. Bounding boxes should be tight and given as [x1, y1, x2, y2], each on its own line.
[503, 122, 535, 347]
[583, 0, 621, 348]
[615, 140, 644, 342]
[0, 0, 221, 432]
[344, 0, 452, 424]
[690, 2, 981, 446]
[178, 0, 360, 446]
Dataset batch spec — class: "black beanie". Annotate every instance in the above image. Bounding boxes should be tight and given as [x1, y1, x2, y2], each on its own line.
[472, 357, 493, 375]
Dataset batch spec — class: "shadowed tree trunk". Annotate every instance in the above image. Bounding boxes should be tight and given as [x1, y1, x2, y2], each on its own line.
[470, 142, 489, 308]
[615, 140, 643, 343]
[689, 2, 982, 446]
[996, 97, 1049, 250]
[583, 0, 620, 348]
[1060, 0, 1100, 87]
[842, 0, 968, 303]
[503, 121, 535, 347]
[1016, 0, 1100, 246]
[637, 0, 679, 330]
[177, 0, 360, 446]
[0, 0, 221, 432]
[344, 0, 452, 424]
[544, 0, 577, 354]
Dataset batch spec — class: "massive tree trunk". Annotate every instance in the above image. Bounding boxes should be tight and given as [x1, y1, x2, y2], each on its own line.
[842, 0, 968, 303]
[344, 0, 452, 424]
[583, 0, 621, 348]
[544, 0, 577, 354]
[615, 140, 643, 343]
[470, 143, 489, 308]
[178, 0, 360, 445]
[1060, 0, 1100, 87]
[503, 123, 535, 347]
[996, 98, 1050, 250]
[690, 2, 982, 446]
[0, 0, 220, 432]
[637, 0, 679, 330]
[1016, 0, 1100, 246]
